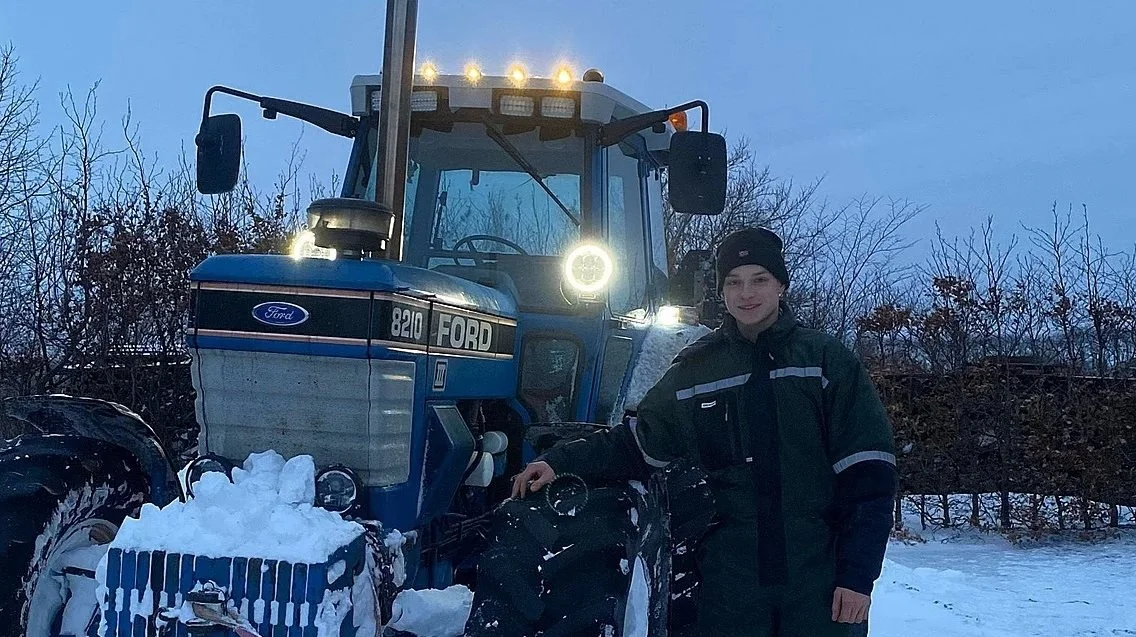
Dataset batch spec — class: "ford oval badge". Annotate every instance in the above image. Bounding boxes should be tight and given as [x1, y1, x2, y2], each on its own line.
[251, 301, 310, 327]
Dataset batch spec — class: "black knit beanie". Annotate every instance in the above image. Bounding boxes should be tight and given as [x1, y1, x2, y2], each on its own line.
[715, 227, 789, 291]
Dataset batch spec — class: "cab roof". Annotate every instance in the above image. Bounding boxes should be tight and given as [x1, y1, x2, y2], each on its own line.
[349, 72, 671, 150]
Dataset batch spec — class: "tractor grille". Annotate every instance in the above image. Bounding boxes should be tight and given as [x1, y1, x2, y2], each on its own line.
[191, 349, 415, 486]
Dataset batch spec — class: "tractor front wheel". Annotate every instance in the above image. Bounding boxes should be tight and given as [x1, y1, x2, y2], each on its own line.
[0, 438, 149, 637]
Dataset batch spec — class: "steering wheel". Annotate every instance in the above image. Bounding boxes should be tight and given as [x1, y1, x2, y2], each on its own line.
[451, 234, 529, 266]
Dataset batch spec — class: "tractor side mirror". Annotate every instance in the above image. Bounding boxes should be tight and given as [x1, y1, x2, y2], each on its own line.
[668, 131, 726, 215]
[196, 114, 242, 195]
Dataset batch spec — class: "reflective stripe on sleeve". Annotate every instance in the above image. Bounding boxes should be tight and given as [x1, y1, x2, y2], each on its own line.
[629, 417, 671, 468]
[832, 450, 897, 474]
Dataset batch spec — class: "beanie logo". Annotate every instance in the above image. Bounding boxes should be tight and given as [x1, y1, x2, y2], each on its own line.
[738, 250, 749, 257]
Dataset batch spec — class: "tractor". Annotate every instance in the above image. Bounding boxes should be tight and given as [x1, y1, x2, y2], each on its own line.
[0, 3, 726, 635]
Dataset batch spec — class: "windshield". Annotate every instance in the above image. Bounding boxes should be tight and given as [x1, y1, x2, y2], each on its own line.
[361, 121, 584, 265]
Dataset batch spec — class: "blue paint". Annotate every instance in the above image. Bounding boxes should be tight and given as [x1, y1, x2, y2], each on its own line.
[101, 537, 364, 636]
[290, 563, 308, 636]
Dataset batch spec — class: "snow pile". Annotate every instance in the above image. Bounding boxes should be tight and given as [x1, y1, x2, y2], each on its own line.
[621, 557, 650, 637]
[387, 585, 473, 637]
[384, 530, 409, 587]
[353, 549, 378, 637]
[316, 588, 354, 637]
[611, 322, 710, 424]
[110, 451, 363, 564]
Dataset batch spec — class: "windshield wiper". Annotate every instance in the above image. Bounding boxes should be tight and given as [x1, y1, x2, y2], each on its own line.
[482, 122, 581, 227]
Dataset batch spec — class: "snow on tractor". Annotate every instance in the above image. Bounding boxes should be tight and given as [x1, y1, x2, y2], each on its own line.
[0, 5, 728, 636]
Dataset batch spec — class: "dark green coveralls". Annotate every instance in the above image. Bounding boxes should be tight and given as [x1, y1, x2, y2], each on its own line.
[543, 307, 897, 636]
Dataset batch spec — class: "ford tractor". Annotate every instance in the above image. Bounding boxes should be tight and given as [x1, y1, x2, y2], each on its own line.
[0, 3, 727, 635]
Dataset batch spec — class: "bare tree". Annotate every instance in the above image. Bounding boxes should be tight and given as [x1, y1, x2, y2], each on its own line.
[0, 45, 50, 220]
[1025, 204, 1083, 371]
[1106, 247, 1136, 368]
[1075, 205, 1127, 376]
[792, 197, 922, 342]
[0, 45, 52, 390]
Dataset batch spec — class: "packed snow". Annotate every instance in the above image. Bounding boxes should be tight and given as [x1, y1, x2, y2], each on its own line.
[110, 451, 363, 564]
[622, 556, 650, 637]
[388, 586, 473, 637]
[611, 322, 710, 425]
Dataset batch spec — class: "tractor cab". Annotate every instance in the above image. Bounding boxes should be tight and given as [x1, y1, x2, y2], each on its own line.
[341, 70, 673, 322]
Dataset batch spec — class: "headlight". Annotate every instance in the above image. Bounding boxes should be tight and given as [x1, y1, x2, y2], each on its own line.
[563, 243, 614, 297]
[656, 305, 682, 325]
[315, 466, 362, 513]
[540, 96, 576, 119]
[185, 453, 235, 497]
[410, 90, 439, 112]
[290, 230, 337, 261]
[498, 94, 535, 118]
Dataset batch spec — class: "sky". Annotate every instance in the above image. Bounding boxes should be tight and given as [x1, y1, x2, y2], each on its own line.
[3, 0, 1135, 253]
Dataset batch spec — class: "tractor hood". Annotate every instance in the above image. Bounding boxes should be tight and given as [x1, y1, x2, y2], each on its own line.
[189, 254, 518, 319]
[186, 254, 521, 498]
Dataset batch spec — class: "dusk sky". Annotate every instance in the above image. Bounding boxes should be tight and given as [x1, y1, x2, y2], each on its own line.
[3, 1, 1134, 252]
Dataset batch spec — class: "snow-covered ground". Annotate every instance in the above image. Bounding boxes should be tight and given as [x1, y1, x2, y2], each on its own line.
[102, 449, 1136, 637]
[871, 529, 1136, 636]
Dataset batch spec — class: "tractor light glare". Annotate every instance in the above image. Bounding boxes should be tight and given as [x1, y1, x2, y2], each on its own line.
[554, 65, 575, 86]
[656, 305, 682, 325]
[563, 244, 614, 294]
[507, 64, 528, 86]
[464, 63, 483, 83]
[420, 62, 439, 82]
[291, 230, 337, 261]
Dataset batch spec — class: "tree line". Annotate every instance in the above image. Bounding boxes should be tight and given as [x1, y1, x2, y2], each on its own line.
[0, 46, 310, 452]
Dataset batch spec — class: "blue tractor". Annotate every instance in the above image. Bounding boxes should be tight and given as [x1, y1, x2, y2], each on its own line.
[0, 6, 726, 635]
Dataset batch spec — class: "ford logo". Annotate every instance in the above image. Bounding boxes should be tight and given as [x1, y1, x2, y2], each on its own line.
[251, 302, 310, 327]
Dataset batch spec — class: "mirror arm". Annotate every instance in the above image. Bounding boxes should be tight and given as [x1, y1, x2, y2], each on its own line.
[599, 100, 709, 147]
[201, 85, 359, 139]
[202, 85, 259, 122]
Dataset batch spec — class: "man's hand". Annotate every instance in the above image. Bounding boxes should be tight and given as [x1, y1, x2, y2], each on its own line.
[511, 461, 556, 499]
[831, 587, 870, 624]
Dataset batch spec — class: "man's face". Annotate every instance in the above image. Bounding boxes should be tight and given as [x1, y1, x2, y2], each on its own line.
[722, 264, 785, 329]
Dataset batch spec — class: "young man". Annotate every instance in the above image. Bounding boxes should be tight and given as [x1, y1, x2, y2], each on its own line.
[512, 227, 898, 636]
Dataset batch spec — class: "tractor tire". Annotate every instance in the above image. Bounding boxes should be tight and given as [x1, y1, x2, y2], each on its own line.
[0, 437, 149, 637]
[466, 481, 639, 637]
[658, 464, 714, 635]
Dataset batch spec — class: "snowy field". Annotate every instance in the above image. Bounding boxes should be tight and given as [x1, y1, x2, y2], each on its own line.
[871, 529, 1136, 637]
